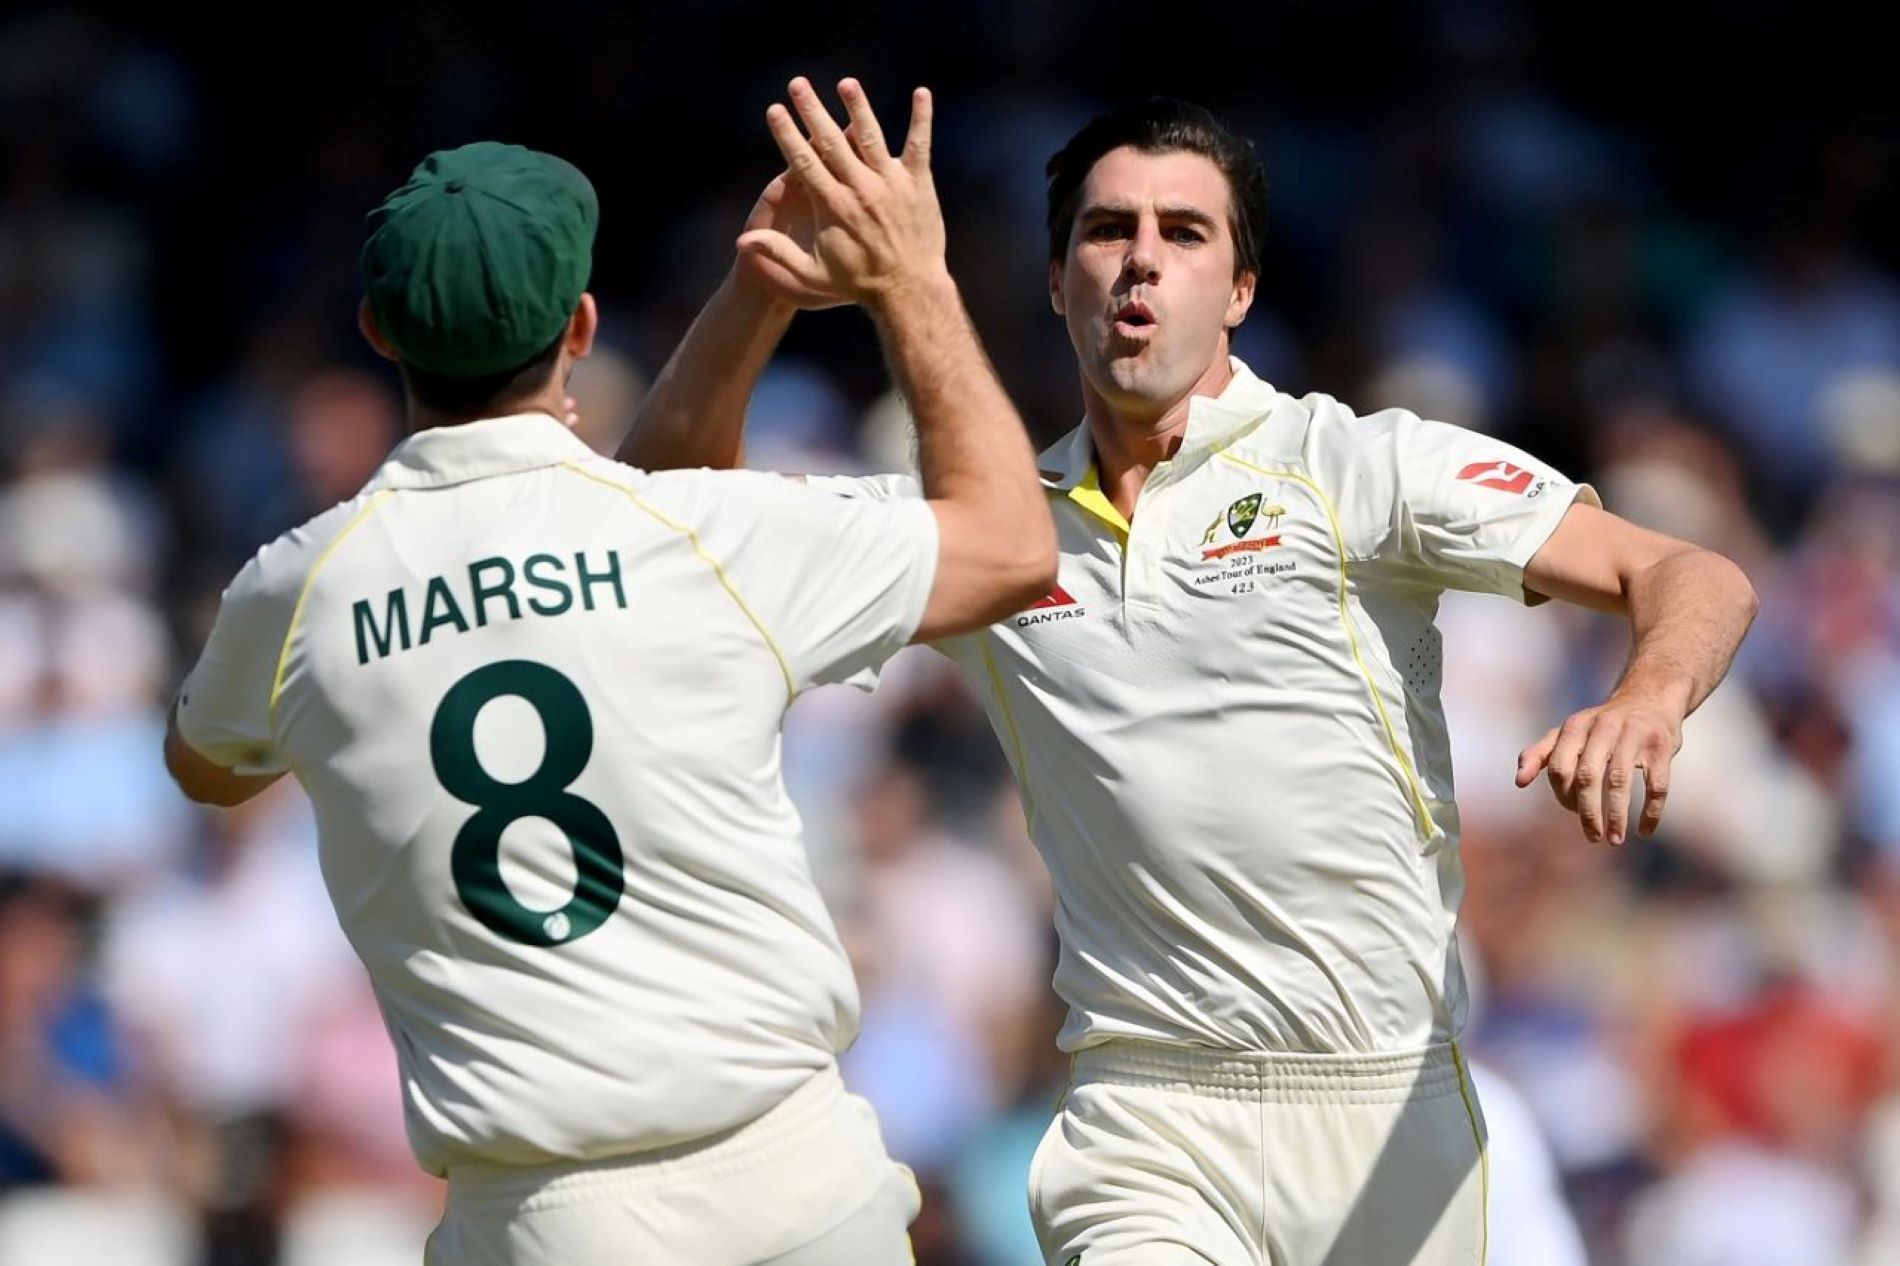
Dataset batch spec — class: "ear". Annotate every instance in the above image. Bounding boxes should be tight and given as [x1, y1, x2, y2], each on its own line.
[566, 293, 598, 362]
[358, 298, 399, 362]
[1048, 260, 1066, 316]
[1225, 269, 1257, 329]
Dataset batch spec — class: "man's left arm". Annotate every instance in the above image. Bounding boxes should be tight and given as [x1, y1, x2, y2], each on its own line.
[164, 551, 296, 809]
[165, 697, 282, 807]
[1517, 502, 1758, 845]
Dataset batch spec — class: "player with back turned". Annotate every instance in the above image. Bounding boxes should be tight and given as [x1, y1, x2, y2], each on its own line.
[166, 85, 1055, 1265]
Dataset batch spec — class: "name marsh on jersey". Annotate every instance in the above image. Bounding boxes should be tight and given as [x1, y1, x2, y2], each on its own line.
[351, 550, 628, 664]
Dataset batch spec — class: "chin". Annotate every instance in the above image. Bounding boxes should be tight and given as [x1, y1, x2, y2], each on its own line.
[1100, 357, 1181, 405]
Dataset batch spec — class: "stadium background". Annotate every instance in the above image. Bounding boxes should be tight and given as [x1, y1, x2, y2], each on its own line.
[2, 2, 1898, 1262]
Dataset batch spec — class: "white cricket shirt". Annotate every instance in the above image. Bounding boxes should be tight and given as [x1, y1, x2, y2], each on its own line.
[177, 413, 938, 1173]
[819, 360, 1594, 1055]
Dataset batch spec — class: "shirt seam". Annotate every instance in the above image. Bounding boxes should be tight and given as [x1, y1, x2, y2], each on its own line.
[978, 631, 1039, 834]
[267, 490, 395, 722]
[559, 463, 797, 705]
[1213, 450, 1438, 840]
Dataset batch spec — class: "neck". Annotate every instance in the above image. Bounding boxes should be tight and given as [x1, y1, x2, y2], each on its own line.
[406, 380, 568, 434]
[1084, 353, 1236, 519]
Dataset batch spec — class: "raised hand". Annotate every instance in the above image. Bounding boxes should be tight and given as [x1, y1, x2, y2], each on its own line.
[733, 170, 847, 311]
[738, 77, 943, 310]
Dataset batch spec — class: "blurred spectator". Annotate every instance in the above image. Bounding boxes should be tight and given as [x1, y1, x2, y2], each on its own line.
[0, 875, 165, 1189]
[101, 783, 359, 1264]
[1688, 201, 1900, 514]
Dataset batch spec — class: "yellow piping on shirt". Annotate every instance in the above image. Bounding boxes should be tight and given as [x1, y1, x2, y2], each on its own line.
[562, 463, 796, 706]
[1065, 464, 1130, 538]
[269, 490, 393, 718]
[1213, 451, 1438, 839]
[1452, 1041, 1491, 1266]
[979, 632, 1038, 835]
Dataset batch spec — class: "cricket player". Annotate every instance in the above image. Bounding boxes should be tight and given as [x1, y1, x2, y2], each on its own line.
[163, 82, 1057, 1266]
[626, 93, 1758, 1265]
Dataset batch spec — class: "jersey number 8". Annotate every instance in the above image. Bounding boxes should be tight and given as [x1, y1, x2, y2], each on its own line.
[429, 660, 624, 946]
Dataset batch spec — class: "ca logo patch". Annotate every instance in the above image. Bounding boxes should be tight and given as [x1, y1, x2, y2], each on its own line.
[1199, 494, 1289, 562]
[1064, 1257, 1082, 1266]
[1227, 492, 1262, 539]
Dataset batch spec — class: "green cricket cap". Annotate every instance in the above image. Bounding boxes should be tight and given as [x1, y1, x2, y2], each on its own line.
[361, 141, 598, 377]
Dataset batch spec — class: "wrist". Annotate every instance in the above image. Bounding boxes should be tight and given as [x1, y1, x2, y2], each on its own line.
[1608, 676, 1693, 723]
[862, 262, 958, 319]
[721, 267, 798, 325]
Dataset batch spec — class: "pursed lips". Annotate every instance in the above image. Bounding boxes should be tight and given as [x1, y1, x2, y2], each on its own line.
[1110, 297, 1157, 337]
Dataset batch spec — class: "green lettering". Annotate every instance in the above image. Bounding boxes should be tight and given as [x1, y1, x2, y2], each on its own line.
[468, 557, 521, 627]
[352, 590, 411, 665]
[575, 550, 626, 612]
[419, 575, 471, 644]
[524, 553, 573, 616]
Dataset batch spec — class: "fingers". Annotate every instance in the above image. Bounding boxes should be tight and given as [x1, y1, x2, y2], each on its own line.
[1541, 707, 1679, 845]
[736, 228, 827, 291]
[1543, 713, 1592, 811]
[1516, 727, 1559, 788]
[901, 86, 933, 173]
[1601, 727, 1650, 846]
[786, 77, 864, 187]
[563, 395, 580, 429]
[1637, 744, 1673, 837]
[764, 101, 845, 204]
[837, 78, 892, 165]
[1567, 718, 1611, 844]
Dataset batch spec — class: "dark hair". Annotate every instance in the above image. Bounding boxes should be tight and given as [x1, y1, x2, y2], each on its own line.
[399, 331, 565, 416]
[1046, 98, 1268, 280]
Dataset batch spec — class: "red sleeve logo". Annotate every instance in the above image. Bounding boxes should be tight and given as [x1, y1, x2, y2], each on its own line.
[1456, 459, 1537, 495]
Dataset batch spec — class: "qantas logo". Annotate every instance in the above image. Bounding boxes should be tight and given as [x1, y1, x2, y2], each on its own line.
[1017, 583, 1086, 628]
[1456, 460, 1540, 495]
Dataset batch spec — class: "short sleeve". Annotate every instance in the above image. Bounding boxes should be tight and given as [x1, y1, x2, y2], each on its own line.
[801, 472, 987, 672]
[686, 471, 939, 694]
[175, 551, 298, 775]
[1377, 414, 1599, 602]
[803, 472, 923, 503]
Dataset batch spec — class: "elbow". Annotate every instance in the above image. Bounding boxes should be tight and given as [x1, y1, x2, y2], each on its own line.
[1739, 568, 1760, 625]
[163, 755, 220, 808]
[963, 523, 1057, 627]
[997, 519, 1059, 613]
[1708, 548, 1759, 627]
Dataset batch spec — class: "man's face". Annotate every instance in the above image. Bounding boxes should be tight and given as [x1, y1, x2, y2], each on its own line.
[1052, 146, 1255, 417]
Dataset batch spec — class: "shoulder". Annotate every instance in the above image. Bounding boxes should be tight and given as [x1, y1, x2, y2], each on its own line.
[230, 494, 388, 611]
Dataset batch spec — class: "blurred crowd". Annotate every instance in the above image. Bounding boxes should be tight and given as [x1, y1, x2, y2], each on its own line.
[2, 3, 1898, 1264]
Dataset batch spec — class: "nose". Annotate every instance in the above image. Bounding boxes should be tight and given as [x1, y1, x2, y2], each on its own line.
[1122, 223, 1161, 286]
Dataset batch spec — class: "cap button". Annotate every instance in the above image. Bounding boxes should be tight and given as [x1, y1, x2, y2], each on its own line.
[444, 179, 465, 194]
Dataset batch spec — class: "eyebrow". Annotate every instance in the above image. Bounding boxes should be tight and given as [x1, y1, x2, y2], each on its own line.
[1078, 202, 1221, 230]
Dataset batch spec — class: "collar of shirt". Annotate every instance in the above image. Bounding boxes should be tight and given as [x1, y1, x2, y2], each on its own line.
[1036, 357, 1281, 533]
[366, 412, 596, 490]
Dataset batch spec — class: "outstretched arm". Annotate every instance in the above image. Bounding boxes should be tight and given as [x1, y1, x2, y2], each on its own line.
[619, 163, 847, 470]
[741, 76, 1054, 640]
[1516, 502, 1758, 844]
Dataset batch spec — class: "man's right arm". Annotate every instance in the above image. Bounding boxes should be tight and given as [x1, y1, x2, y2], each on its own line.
[618, 164, 840, 472]
[617, 274, 788, 472]
[863, 265, 1051, 640]
[711, 77, 1053, 640]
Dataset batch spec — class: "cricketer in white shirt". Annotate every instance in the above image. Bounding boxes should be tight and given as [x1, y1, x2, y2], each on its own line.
[818, 358, 1599, 1060]
[175, 414, 940, 1176]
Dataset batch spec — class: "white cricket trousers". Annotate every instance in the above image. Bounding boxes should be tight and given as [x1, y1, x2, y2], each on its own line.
[1030, 1041, 1489, 1266]
[426, 1066, 919, 1265]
